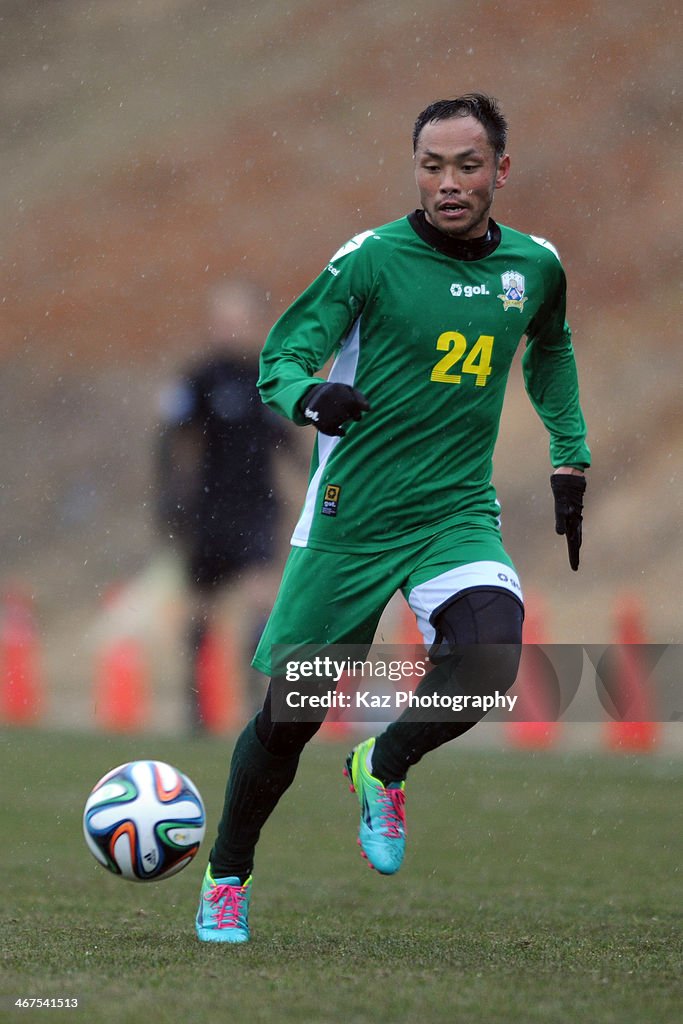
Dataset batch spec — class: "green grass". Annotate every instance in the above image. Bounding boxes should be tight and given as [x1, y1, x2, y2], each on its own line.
[1, 728, 681, 1024]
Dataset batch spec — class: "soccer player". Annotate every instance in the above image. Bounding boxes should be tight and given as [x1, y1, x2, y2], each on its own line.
[195, 93, 590, 942]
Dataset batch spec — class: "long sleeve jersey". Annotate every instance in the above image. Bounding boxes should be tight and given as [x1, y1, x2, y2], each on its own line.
[258, 213, 590, 553]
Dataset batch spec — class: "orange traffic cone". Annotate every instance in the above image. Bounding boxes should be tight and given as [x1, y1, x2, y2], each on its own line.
[0, 588, 42, 724]
[507, 593, 560, 749]
[95, 634, 149, 733]
[399, 596, 425, 646]
[196, 625, 243, 733]
[396, 595, 428, 695]
[604, 595, 659, 753]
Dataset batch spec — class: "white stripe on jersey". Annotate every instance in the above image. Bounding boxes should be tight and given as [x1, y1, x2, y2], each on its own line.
[291, 316, 362, 547]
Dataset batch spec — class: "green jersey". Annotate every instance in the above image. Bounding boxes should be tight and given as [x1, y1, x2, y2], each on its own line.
[258, 213, 590, 554]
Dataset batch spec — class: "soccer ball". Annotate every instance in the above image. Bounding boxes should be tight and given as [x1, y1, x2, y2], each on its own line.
[83, 760, 206, 882]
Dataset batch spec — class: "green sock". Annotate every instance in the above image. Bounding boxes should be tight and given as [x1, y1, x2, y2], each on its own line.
[210, 717, 300, 881]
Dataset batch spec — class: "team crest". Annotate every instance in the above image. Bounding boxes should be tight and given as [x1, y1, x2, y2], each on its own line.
[497, 270, 528, 312]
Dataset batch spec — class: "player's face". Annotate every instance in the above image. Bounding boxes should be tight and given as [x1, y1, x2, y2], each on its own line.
[414, 116, 510, 239]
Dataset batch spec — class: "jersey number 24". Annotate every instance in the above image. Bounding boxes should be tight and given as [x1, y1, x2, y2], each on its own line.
[430, 331, 493, 387]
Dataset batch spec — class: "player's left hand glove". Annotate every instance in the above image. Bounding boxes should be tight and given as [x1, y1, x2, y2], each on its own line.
[550, 473, 586, 571]
[301, 382, 370, 436]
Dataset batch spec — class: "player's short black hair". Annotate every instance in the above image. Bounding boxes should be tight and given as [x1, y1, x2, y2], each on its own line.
[413, 93, 508, 159]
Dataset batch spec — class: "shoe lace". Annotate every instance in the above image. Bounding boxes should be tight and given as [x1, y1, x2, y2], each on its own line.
[205, 882, 247, 929]
[378, 787, 406, 838]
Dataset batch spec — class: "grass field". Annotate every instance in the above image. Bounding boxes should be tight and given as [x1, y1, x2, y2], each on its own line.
[1, 727, 681, 1024]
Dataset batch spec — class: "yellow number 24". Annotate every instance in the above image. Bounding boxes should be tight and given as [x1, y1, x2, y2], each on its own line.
[430, 332, 494, 387]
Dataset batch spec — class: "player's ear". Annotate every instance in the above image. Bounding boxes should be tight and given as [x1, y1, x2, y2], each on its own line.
[495, 154, 511, 190]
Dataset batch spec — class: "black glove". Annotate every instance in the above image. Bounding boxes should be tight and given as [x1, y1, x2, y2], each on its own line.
[550, 473, 586, 571]
[301, 382, 370, 437]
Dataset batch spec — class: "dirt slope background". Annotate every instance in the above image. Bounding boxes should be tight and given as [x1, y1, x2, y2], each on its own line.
[1, 0, 681, 721]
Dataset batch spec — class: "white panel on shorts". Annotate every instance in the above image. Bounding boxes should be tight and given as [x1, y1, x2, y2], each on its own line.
[406, 561, 524, 646]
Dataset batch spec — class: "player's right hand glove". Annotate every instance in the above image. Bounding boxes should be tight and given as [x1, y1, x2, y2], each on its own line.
[301, 382, 370, 437]
[550, 473, 586, 571]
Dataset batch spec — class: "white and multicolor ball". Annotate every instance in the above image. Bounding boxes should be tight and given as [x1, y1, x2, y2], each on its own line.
[83, 760, 206, 882]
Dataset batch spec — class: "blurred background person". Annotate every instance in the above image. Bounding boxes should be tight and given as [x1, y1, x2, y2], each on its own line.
[156, 280, 299, 732]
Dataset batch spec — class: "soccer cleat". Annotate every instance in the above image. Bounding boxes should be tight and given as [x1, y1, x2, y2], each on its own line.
[195, 864, 252, 943]
[344, 737, 406, 875]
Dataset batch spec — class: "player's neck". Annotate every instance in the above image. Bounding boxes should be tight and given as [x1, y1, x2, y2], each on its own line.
[408, 210, 501, 261]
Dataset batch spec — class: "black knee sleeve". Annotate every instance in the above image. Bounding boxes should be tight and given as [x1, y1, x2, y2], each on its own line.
[429, 587, 524, 695]
[431, 586, 524, 648]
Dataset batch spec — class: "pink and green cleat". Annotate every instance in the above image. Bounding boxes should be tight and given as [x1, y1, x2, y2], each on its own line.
[195, 865, 252, 943]
[344, 737, 406, 875]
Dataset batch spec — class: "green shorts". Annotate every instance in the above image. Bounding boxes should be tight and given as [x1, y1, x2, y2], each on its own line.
[252, 520, 522, 676]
